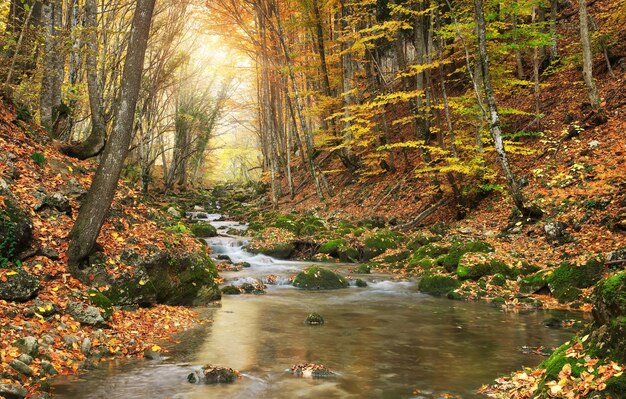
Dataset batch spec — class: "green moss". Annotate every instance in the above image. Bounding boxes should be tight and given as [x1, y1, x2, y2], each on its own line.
[255, 242, 296, 259]
[362, 230, 402, 259]
[318, 239, 347, 255]
[606, 373, 626, 396]
[540, 342, 586, 381]
[165, 222, 191, 235]
[221, 285, 241, 295]
[548, 257, 603, 303]
[353, 264, 371, 274]
[490, 296, 506, 307]
[31, 152, 47, 167]
[337, 245, 359, 262]
[355, 279, 368, 287]
[456, 258, 512, 280]
[292, 267, 349, 290]
[491, 273, 507, 286]
[519, 270, 551, 293]
[437, 240, 494, 272]
[88, 289, 113, 320]
[406, 235, 441, 251]
[418, 274, 461, 297]
[273, 216, 302, 234]
[191, 223, 218, 238]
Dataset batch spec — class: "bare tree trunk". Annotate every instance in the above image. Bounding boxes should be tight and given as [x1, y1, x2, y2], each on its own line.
[40, 0, 64, 135]
[61, 0, 107, 159]
[67, 0, 156, 271]
[550, 0, 559, 60]
[579, 0, 600, 109]
[474, 0, 539, 218]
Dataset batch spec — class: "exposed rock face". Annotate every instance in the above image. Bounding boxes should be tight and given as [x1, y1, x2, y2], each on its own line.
[0, 383, 28, 399]
[0, 192, 33, 262]
[0, 270, 40, 302]
[544, 222, 567, 240]
[102, 250, 221, 307]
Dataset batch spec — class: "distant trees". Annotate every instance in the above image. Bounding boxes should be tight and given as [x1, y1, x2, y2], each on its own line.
[206, 0, 615, 214]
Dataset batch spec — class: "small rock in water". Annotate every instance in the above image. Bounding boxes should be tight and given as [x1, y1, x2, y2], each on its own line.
[188, 365, 239, 384]
[291, 363, 336, 378]
[543, 318, 563, 329]
[304, 313, 324, 325]
[355, 279, 368, 287]
[143, 349, 162, 361]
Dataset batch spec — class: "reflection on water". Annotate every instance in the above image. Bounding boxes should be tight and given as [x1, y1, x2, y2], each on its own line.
[52, 219, 587, 399]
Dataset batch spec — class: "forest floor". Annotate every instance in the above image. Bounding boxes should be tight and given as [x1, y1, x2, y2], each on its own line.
[0, 103, 216, 398]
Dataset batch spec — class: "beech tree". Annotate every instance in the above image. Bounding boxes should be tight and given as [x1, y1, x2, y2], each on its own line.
[67, 0, 156, 271]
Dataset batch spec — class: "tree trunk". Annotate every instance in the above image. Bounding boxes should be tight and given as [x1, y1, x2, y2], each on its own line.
[474, 0, 538, 218]
[39, 0, 64, 135]
[579, 0, 600, 109]
[61, 0, 107, 159]
[67, 0, 156, 271]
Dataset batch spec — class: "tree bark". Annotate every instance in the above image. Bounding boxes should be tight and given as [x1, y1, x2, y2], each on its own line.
[474, 0, 538, 218]
[67, 0, 156, 271]
[39, 0, 64, 135]
[61, 0, 107, 159]
[61, 0, 106, 159]
[579, 0, 600, 109]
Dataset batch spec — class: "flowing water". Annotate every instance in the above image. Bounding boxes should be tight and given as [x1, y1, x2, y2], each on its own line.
[52, 216, 587, 399]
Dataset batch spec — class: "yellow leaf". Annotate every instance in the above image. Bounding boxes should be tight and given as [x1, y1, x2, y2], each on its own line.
[112, 232, 119, 238]
[139, 280, 146, 286]
[151, 345, 161, 352]
[6, 271, 18, 276]
[68, 166, 73, 172]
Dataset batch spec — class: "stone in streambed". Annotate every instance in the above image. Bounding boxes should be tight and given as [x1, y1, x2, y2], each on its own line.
[290, 363, 336, 378]
[188, 365, 238, 384]
[292, 267, 349, 290]
[304, 313, 324, 325]
[10, 359, 33, 376]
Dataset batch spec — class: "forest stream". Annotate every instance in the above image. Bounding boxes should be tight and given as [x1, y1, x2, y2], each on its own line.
[50, 215, 587, 399]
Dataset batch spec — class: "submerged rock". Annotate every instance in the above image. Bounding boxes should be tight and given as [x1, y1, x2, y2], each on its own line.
[304, 313, 324, 325]
[292, 267, 349, 290]
[188, 365, 239, 384]
[290, 363, 336, 378]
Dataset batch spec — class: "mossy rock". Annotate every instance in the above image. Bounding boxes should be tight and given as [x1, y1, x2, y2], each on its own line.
[491, 273, 507, 286]
[540, 342, 587, 381]
[381, 250, 411, 263]
[437, 240, 494, 272]
[519, 270, 551, 294]
[407, 256, 435, 272]
[593, 271, 626, 325]
[490, 296, 507, 308]
[257, 242, 296, 259]
[191, 222, 218, 238]
[548, 257, 603, 302]
[353, 264, 371, 274]
[318, 239, 347, 256]
[88, 289, 113, 320]
[406, 235, 442, 251]
[221, 285, 241, 295]
[456, 255, 512, 280]
[337, 245, 359, 263]
[429, 222, 449, 236]
[447, 290, 467, 301]
[418, 274, 461, 297]
[273, 216, 302, 235]
[305, 312, 324, 325]
[362, 230, 402, 260]
[292, 267, 349, 290]
[355, 279, 368, 287]
[412, 243, 449, 261]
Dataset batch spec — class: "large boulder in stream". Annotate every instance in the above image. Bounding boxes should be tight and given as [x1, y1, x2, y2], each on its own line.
[98, 250, 221, 307]
[293, 267, 349, 290]
[191, 222, 218, 238]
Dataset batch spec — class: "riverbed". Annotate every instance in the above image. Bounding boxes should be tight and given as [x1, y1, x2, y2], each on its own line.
[51, 216, 586, 399]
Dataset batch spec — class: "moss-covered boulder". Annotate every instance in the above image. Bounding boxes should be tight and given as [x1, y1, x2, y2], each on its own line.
[337, 245, 359, 262]
[548, 257, 603, 303]
[418, 274, 461, 297]
[273, 215, 302, 235]
[519, 270, 551, 294]
[88, 289, 113, 319]
[292, 267, 349, 290]
[191, 222, 218, 238]
[318, 239, 346, 256]
[406, 234, 442, 251]
[437, 240, 494, 272]
[257, 242, 296, 259]
[221, 285, 241, 295]
[247, 228, 296, 259]
[304, 312, 324, 325]
[491, 273, 507, 287]
[362, 230, 402, 260]
[352, 264, 371, 274]
[455, 253, 513, 280]
[104, 250, 221, 306]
